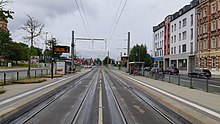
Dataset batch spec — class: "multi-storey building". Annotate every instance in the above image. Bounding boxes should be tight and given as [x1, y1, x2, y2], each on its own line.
[196, 0, 220, 73]
[153, 0, 199, 72]
[153, 22, 165, 68]
[168, 1, 199, 72]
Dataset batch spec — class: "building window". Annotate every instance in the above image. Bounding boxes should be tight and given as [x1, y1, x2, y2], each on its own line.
[190, 42, 193, 54]
[199, 26, 202, 35]
[182, 44, 186, 52]
[172, 25, 173, 32]
[171, 36, 173, 43]
[204, 8, 207, 17]
[203, 39, 207, 49]
[204, 23, 207, 33]
[218, 18, 220, 29]
[174, 35, 176, 42]
[212, 57, 216, 67]
[174, 47, 176, 54]
[179, 45, 181, 53]
[212, 3, 216, 14]
[191, 28, 193, 40]
[162, 40, 163, 47]
[182, 31, 187, 40]
[171, 47, 173, 54]
[162, 31, 164, 37]
[174, 24, 176, 31]
[212, 37, 216, 48]
[179, 33, 181, 41]
[179, 21, 181, 29]
[218, 0, 220, 10]
[204, 58, 208, 67]
[183, 18, 187, 27]
[191, 14, 193, 26]
[212, 21, 216, 31]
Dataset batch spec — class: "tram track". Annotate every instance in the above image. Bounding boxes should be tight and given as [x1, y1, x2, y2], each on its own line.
[104, 69, 191, 124]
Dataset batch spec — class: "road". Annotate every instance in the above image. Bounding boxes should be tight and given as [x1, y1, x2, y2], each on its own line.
[7, 68, 189, 124]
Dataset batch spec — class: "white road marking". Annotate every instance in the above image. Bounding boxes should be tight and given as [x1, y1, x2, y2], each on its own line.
[0, 74, 81, 106]
[98, 76, 103, 124]
[120, 73, 220, 119]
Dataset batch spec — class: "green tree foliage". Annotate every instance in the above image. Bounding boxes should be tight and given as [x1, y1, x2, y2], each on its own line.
[94, 58, 102, 65]
[103, 56, 111, 65]
[130, 44, 152, 67]
[0, 30, 11, 58]
[43, 37, 61, 61]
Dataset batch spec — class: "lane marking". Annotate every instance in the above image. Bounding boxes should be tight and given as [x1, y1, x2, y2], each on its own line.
[0, 73, 84, 106]
[119, 73, 220, 119]
[98, 76, 103, 124]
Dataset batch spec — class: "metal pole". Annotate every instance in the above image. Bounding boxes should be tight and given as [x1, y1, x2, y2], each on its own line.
[71, 31, 75, 72]
[3, 72, 6, 85]
[198, 37, 200, 68]
[107, 51, 109, 67]
[178, 74, 180, 85]
[206, 78, 209, 92]
[127, 32, 130, 73]
[51, 42, 55, 79]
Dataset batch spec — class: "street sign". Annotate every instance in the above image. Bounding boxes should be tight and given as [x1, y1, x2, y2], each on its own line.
[54, 46, 70, 53]
[121, 56, 129, 61]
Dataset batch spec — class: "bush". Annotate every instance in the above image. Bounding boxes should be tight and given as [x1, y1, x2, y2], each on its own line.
[0, 87, 5, 94]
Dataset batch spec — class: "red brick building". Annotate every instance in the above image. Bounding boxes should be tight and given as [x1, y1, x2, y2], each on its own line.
[196, 0, 220, 72]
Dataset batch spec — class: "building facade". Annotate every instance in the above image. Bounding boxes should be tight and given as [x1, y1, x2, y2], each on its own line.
[153, 22, 165, 68]
[168, 1, 199, 72]
[196, 0, 220, 73]
[152, 0, 199, 72]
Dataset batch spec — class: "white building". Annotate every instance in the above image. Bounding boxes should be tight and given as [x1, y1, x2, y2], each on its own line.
[169, 1, 198, 72]
[153, 22, 165, 68]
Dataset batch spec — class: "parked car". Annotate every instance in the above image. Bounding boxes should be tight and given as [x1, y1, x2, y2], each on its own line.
[150, 67, 164, 75]
[164, 67, 179, 75]
[188, 68, 211, 79]
[144, 67, 151, 72]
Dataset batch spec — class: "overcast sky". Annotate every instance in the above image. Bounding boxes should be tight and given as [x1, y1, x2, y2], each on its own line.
[7, 0, 193, 60]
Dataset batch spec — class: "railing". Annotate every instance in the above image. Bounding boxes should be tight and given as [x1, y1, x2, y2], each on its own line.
[0, 68, 51, 86]
[144, 71, 220, 94]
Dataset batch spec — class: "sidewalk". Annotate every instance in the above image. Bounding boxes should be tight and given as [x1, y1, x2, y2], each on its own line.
[0, 69, 90, 123]
[115, 70, 220, 124]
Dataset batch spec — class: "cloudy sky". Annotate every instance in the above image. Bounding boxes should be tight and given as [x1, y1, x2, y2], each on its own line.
[7, 0, 192, 60]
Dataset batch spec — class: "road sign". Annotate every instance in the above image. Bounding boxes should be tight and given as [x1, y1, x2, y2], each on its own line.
[121, 56, 129, 61]
[54, 46, 70, 53]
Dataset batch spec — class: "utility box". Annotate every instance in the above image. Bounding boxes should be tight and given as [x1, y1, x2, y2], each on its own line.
[56, 60, 71, 75]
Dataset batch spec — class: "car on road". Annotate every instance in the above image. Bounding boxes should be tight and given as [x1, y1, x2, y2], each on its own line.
[150, 67, 164, 75]
[164, 67, 179, 75]
[188, 68, 212, 79]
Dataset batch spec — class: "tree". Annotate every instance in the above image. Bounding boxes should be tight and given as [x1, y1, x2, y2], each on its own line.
[6, 42, 29, 66]
[44, 37, 61, 61]
[130, 44, 152, 67]
[0, 0, 11, 8]
[103, 56, 111, 65]
[21, 15, 44, 78]
[94, 58, 102, 65]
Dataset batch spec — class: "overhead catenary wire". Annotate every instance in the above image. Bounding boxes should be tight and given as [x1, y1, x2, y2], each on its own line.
[107, 0, 128, 42]
[75, 0, 92, 38]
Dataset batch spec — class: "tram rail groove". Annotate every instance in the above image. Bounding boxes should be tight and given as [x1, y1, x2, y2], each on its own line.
[8, 70, 94, 124]
[107, 70, 191, 124]
[102, 70, 128, 124]
[71, 70, 100, 124]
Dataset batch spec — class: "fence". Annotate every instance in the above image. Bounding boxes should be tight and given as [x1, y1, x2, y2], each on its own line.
[144, 71, 220, 94]
[0, 68, 51, 86]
